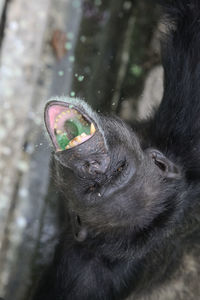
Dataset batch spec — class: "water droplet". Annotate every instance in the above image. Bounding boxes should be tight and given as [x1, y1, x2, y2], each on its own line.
[78, 75, 84, 82]
[58, 70, 64, 76]
[69, 56, 75, 62]
[17, 217, 27, 228]
[130, 64, 142, 77]
[19, 188, 28, 198]
[65, 42, 72, 50]
[68, 32, 74, 40]
[17, 161, 29, 172]
[80, 36, 86, 43]
[123, 1, 132, 10]
[9, 21, 19, 31]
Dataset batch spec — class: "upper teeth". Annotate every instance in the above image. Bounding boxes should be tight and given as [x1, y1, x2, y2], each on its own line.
[74, 135, 82, 143]
[90, 123, 95, 134]
[54, 109, 89, 130]
[81, 132, 87, 137]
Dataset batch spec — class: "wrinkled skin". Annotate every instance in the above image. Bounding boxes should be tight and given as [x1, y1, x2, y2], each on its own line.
[54, 111, 181, 237]
[32, 1, 200, 300]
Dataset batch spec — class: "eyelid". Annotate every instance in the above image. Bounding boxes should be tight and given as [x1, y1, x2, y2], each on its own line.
[85, 160, 128, 194]
[107, 160, 127, 181]
[115, 160, 127, 173]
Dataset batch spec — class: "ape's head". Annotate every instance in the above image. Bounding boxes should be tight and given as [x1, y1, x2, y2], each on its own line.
[45, 97, 182, 241]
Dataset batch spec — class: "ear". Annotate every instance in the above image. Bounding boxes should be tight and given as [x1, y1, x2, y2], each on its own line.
[146, 149, 181, 179]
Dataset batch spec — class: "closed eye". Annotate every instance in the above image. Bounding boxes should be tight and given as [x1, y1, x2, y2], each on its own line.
[112, 160, 127, 176]
[86, 161, 127, 194]
[105, 160, 127, 183]
[117, 161, 127, 173]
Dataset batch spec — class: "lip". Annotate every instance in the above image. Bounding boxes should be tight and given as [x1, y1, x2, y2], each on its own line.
[44, 100, 97, 152]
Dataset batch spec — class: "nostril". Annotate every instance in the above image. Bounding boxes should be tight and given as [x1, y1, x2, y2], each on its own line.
[85, 155, 110, 175]
[88, 161, 100, 174]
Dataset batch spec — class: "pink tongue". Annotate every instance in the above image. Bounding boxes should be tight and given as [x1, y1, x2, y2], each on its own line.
[47, 104, 67, 132]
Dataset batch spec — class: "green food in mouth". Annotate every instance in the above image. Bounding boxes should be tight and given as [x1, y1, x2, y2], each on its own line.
[54, 108, 95, 150]
[56, 133, 70, 150]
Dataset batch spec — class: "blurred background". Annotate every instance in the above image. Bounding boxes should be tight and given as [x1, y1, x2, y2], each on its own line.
[0, 0, 163, 299]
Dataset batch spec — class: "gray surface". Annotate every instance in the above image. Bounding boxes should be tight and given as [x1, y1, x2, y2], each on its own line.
[0, 0, 83, 298]
[0, 0, 5, 20]
[0, 0, 51, 295]
[50, 0, 82, 96]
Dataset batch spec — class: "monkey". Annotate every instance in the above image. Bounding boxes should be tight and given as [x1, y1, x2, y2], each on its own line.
[32, 1, 200, 299]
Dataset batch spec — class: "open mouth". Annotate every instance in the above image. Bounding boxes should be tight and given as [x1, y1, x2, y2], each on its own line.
[45, 101, 96, 151]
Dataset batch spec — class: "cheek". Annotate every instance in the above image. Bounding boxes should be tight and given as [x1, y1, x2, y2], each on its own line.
[98, 187, 153, 227]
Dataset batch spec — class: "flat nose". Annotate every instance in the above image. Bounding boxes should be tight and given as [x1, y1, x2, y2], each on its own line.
[86, 154, 110, 175]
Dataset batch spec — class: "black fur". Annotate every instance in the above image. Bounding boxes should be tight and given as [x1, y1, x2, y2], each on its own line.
[32, 1, 200, 299]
